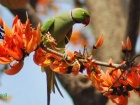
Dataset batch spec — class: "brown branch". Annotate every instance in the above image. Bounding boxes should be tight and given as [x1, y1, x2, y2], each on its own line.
[92, 60, 121, 68]
[126, 0, 140, 56]
[45, 47, 140, 71]
[45, 47, 123, 69]
[9, 3, 41, 28]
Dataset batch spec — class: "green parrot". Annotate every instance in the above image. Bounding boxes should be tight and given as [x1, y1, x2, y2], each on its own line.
[41, 8, 90, 105]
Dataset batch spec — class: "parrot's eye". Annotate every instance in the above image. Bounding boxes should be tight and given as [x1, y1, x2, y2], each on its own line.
[82, 12, 86, 15]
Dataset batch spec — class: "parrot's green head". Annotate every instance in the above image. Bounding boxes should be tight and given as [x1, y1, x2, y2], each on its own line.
[71, 8, 90, 26]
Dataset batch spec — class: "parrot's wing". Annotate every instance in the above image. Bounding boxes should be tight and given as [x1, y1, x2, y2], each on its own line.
[41, 18, 55, 33]
[65, 27, 73, 44]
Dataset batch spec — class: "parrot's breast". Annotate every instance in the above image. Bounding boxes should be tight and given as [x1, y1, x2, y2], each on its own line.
[49, 17, 74, 44]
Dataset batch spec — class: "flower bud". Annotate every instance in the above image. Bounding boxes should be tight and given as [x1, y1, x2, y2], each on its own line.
[93, 35, 104, 49]
[126, 37, 132, 51]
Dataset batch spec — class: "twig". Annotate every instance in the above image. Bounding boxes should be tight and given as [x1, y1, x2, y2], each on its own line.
[45, 47, 123, 69]
[45, 47, 63, 57]
[130, 54, 140, 62]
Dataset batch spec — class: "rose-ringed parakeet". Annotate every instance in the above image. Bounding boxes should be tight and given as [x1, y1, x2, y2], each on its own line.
[41, 8, 90, 105]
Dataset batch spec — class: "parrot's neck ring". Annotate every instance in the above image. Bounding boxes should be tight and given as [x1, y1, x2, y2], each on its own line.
[70, 10, 81, 23]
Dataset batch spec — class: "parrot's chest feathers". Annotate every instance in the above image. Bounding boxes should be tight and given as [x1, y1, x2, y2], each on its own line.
[49, 17, 74, 43]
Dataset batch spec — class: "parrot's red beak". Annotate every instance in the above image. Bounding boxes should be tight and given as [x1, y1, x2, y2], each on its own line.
[82, 17, 90, 26]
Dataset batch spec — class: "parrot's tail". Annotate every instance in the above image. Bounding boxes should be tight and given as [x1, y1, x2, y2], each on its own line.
[44, 67, 63, 105]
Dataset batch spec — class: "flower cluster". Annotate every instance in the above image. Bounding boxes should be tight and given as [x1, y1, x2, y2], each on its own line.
[88, 60, 140, 105]
[1, 16, 140, 105]
[0, 16, 41, 75]
[34, 32, 140, 105]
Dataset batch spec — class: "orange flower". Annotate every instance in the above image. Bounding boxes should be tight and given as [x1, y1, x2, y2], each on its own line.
[71, 61, 80, 76]
[122, 37, 132, 52]
[109, 69, 122, 87]
[110, 95, 128, 105]
[0, 16, 41, 61]
[89, 71, 104, 91]
[0, 15, 41, 75]
[51, 61, 81, 75]
[33, 48, 49, 66]
[11, 16, 41, 54]
[107, 59, 125, 87]
[101, 70, 113, 87]
[126, 37, 132, 51]
[123, 64, 140, 89]
[126, 71, 139, 88]
[122, 41, 126, 51]
[101, 61, 140, 105]
[50, 60, 69, 74]
[3, 35, 23, 60]
[0, 42, 13, 64]
[93, 35, 104, 49]
[84, 58, 104, 91]
[41, 50, 81, 75]
[70, 31, 82, 45]
[0, 17, 3, 26]
[34, 47, 64, 67]
[84, 59, 100, 77]
[131, 63, 140, 84]
[104, 90, 129, 105]
[34, 46, 81, 75]
[70, 30, 88, 46]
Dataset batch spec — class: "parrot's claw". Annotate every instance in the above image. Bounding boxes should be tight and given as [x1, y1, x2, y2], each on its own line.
[62, 53, 76, 66]
[63, 53, 68, 59]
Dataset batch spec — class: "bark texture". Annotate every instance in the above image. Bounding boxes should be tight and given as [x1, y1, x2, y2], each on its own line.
[85, 0, 128, 62]
[126, 0, 140, 56]
[10, 3, 41, 28]
[56, 73, 108, 105]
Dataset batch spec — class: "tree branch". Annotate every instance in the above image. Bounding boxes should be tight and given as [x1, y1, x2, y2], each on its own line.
[126, 0, 140, 56]
[10, 3, 41, 27]
[44, 47, 135, 70]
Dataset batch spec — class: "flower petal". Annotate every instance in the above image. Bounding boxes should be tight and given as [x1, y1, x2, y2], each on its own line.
[0, 57, 13, 64]
[12, 15, 18, 27]
[0, 17, 3, 26]
[127, 71, 139, 88]
[4, 60, 24, 75]
[72, 61, 80, 76]
[26, 35, 35, 53]
[93, 35, 104, 49]
[33, 48, 47, 66]
[36, 23, 41, 44]
[5, 47, 23, 60]
[126, 37, 132, 51]
[3, 22, 12, 38]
